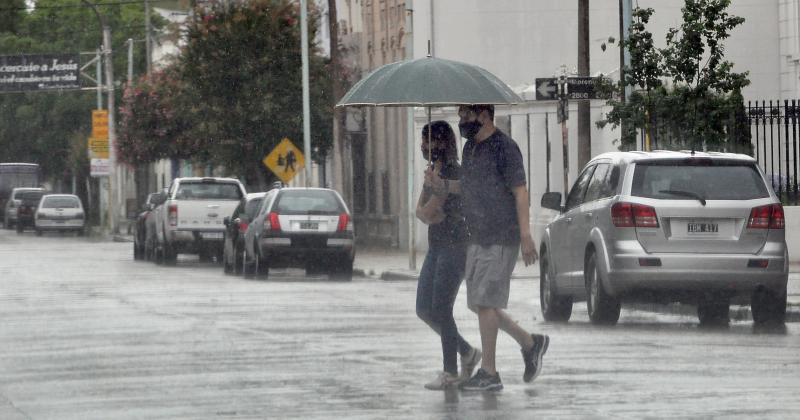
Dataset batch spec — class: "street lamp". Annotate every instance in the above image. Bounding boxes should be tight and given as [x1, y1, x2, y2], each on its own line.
[81, 0, 118, 234]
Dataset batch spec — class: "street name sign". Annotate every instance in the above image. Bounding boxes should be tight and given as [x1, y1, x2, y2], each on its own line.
[263, 138, 305, 183]
[534, 76, 600, 101]
[92, 110, 109, 139]
[0, 53, 80, 92]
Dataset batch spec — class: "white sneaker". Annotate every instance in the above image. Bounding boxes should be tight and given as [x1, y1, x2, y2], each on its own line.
[460, 347, 482, 380]
[424, 371, 461, 390]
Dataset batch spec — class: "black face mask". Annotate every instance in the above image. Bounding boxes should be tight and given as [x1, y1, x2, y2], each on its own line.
[459, 120, 482, 140]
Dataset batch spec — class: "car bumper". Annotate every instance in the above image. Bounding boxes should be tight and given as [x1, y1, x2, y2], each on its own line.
[257, 234, 355, 266]
[607, 250, 788, 297]
[167, 230, 225, 253]
[35, 220, 84, 230]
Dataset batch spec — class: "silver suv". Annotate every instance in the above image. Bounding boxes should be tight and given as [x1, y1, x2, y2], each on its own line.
[539, 151, 788, 326]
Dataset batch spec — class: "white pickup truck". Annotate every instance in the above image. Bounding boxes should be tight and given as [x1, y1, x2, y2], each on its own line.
[154, 177, 246, 264]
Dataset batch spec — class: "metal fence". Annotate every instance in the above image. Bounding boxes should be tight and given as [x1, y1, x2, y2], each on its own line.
[641, 100, 800, 205]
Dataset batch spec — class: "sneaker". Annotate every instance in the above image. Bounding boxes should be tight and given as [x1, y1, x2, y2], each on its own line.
[522, 333, 550, 383]
[424, 371, 461, 390]
[458, 368, 503, 392]
[460, 347, 482, 380]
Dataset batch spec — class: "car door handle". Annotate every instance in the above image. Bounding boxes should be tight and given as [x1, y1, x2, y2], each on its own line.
[565, 217, 573, 224]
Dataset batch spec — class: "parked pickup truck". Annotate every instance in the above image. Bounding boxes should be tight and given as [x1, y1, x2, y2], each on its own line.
[154, 177, 246, 265]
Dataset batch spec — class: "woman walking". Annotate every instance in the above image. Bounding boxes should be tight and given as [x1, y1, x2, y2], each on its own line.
[415, 120, 481, 390]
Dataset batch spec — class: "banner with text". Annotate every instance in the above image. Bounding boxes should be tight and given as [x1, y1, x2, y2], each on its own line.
[0, 53, 80, 92]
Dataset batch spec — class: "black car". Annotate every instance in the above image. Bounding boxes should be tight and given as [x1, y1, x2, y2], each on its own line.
[15, 190, 46, 233]
[223, 192, 268, 274]
[134, 192, 165, 260]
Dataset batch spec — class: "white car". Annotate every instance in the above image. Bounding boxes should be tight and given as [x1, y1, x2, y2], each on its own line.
[34, 194, 86, 236]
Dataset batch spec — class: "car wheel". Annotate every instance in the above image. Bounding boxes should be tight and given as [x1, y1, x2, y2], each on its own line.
[540, 252, 573, 322]
[16, 224, 23, 234]
[144, 238, 153, 261]
[329, 257, 353, 281]
[243, 245, 255, 278]
[198, 248, 212, 263]
[697, 297, 730, 326]
[223, 246, 233, 274]
[254, 250, 269, 279]
[234, 245, 244, 275]
[751, 286, 786, 325]
[4, 216, 10, 229]
[163, 240, 177, 266]
[35, 229, 42, 236]
[585, 251, 620, 325]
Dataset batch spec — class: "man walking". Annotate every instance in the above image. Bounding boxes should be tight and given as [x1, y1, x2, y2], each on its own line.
[457, 104, 549, 392]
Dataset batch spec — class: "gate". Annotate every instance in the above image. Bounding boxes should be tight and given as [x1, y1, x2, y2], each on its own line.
[748, 100, 800, 205]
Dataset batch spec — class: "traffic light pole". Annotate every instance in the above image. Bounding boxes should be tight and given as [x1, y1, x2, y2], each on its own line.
[558, 66, 570, 197]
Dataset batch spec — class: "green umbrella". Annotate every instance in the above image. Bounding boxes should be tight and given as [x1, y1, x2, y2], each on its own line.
[336, 56, 522, 107]
[335, 56, 522, 270]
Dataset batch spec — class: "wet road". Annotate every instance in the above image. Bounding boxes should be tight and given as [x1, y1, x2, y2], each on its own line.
[1, 229, 799, 419]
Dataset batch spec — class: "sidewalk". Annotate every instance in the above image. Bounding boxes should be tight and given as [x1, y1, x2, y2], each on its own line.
[353, 246, 800, 322]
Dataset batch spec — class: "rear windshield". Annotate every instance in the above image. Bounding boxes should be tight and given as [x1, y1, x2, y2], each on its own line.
[19, 191, 45, 203]
[273, 190, 344, 215]
[175, 181, 242, 200]
[631, 160, 770, 200]
[42, 196, 80, 208]
[244, 197, 264, 217]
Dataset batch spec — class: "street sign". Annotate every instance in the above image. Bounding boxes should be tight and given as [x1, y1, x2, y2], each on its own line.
[92, 110, 108, 139]
[566, 76, 598, 100]
[263, 138, 305, 183]
[88, 137, 109, 159]
[535, 78, 558, 101]
[535, 77, 599, 101]
[90, 158, 109, 177]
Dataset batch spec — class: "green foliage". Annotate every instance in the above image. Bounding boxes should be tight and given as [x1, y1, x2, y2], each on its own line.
[0, 0, 166, 182]
[597, 0, 751, 151]
[117, 0, 334, 189]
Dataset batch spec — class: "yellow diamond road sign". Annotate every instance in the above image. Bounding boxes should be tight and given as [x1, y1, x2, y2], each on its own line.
[263, 138, 305, 183]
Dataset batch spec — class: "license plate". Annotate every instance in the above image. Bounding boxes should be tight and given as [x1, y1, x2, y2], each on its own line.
[55, 220, 65, 224]
[201, 232, 223, 239]
[299, 222, 319, 230]
[687, 223, 718, 233]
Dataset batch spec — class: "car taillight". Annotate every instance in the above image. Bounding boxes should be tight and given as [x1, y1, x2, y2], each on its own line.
[266, 212, 281, 231]
[337, 213, 353, 232]
[168, 204, 178, 227]
[748, 204, 784, 229]
[611, 202, 659, 228]
[238, 222, 249, 233]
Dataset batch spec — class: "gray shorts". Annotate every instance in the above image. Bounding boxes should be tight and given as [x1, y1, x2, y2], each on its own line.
[465, 243, 519, 310]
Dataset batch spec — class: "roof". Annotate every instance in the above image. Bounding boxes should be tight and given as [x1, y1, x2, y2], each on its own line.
[591, 150, 756, 165]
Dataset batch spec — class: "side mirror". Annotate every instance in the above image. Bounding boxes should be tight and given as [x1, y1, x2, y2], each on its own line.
[223, 216, 230, 227]
[541, 192, 563, 212]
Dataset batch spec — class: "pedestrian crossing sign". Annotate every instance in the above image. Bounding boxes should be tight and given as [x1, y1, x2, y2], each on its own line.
[263, 138, 305, 183]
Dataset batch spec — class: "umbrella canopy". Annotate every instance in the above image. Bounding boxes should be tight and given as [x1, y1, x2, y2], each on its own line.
[336, 56, 522, 107]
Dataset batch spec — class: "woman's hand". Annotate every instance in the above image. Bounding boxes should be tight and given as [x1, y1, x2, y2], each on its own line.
[424, 166, 446, 194]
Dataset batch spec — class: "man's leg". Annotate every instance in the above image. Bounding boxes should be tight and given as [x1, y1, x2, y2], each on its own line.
[496, 309, 534, 351]
[477, 306, 500, 375]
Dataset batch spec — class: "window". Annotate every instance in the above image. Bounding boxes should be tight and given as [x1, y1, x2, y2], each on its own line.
[584, 163, 613, 203]
[631, 160, 769, 200]
[273, 190, 344, 215]
[244, 198, 264, 218]
[175, 181, 242, 200]
[42, 196, 80, 209]
[565, 165, 596, 211]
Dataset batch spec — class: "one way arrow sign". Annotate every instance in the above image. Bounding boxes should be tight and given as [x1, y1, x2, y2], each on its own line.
[535, 78, 558, 101]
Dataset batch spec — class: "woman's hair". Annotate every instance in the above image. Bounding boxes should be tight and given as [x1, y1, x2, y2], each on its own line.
[421, 120, 459, 163]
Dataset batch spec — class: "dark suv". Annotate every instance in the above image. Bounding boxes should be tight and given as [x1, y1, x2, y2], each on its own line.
[15, 190, 46, 233]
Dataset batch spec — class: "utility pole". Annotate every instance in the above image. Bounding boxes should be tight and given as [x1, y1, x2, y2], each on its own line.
[103, 25, 118, 234]
[405, 1, 416, 270]
[300, 0, 312, 187]
[558, 65, 570, 197]
[127, 38, 133, 83]
[145, 0, 152, 76]
[577, 0, 591, 168]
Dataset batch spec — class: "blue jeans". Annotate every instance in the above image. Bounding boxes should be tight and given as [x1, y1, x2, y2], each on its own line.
[416, 243, 472, 375]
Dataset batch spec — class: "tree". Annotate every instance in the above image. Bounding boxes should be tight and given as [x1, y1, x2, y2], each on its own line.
[598, 0, 750, 151]
[173, 0, 333, 189]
